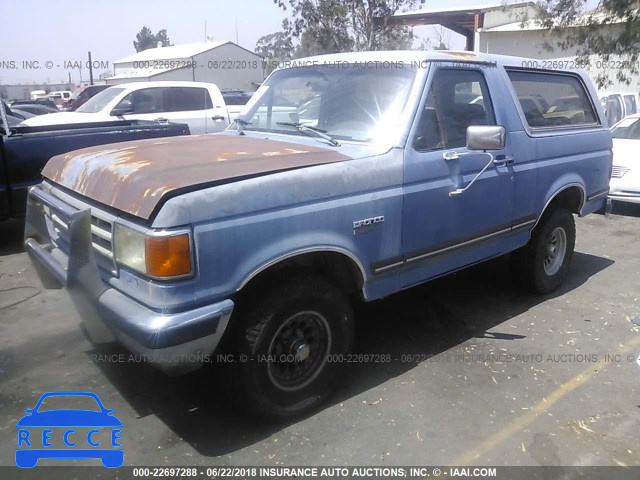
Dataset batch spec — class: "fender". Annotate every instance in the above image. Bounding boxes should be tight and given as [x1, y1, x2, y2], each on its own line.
[236, 244, 369, 298]
[532, 178, 586, 232]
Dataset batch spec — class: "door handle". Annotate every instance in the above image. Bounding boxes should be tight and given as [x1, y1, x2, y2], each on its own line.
[493, 155, 515, 166]
[154, 117, 168, 123]
[212, 115, 226, 122]
[443, 151, 461, 161]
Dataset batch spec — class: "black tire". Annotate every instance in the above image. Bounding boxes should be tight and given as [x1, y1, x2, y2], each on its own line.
[511, 208, 576, 294]
[224, 273, 354, 422]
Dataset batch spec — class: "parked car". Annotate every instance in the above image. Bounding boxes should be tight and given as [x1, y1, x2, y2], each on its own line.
[29, 90, 47, 101]
[609, 114, 640, 204]
[24, 51, 611, 422]
[3, 113, 27, 127]
[48, 91, 73, 108]
[11, 98, 59, 110]
[7, 109, 35, 121]
[1, 102, 36, 121]
[599, 92, 640, 126]
[0, 100, 190, 221]
[21, 81, 231, 135]
[6, 103, 58, 116]
[221, 89, 253, 118]
[64, 85, 110, 111]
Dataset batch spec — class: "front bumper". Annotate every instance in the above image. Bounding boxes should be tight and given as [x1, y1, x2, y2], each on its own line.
[609, 193, 640, 205]
[24, 185, 234, 375]
[609, 176, 640, 205]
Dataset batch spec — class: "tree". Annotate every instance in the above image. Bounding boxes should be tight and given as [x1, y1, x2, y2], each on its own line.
[134, 26, 156, 52]
[419, 25, 451, 50]
[535, 0, 640, 88]
[133, 26, 173, 52]
[256, 31, 295, 73]
[155, 29, 173, 48]
[272, 0, 416, 57]
[348, 0, 415, 50]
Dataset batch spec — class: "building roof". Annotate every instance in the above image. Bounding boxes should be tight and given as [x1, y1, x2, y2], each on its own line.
[107, 65, 183, 81]
[482, 20, 542, 32]
[389, 1, 536, 49]
[482, 9, 626, 32]
[115, 41, 242, 64]
[393, 1, 535, 17]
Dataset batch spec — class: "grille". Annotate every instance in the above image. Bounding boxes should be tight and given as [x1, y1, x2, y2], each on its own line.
[611, 166, 630, 178]
[44, 186, 117, 275]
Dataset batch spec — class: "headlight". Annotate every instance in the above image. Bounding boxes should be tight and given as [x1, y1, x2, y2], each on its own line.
[113, 223, 192, 278]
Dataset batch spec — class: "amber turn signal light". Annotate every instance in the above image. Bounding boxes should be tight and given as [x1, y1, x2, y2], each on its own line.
[145, 234, 191, 278]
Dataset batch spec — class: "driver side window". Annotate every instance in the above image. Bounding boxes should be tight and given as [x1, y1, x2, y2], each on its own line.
[413, 69, 496, 152]
[116, 88, 163, 114]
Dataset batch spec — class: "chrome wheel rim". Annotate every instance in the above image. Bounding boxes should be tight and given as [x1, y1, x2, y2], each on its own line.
[544, 227, 567, 276]
[266, 311, 331, 392]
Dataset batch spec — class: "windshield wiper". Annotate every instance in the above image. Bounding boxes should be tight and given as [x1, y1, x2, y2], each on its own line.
[232, 117, 252, 135]
[276, 122, 340, 147]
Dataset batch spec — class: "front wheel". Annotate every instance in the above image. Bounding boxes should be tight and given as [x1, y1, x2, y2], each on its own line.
[224, 273, 354, 422]
[511, 208, 576, 294]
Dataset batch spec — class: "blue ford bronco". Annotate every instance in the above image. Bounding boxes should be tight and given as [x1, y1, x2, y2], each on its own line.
[25, 51, 612, 421]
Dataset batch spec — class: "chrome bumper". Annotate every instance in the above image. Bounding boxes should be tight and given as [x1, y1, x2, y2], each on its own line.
[24, 185, 234, 375]
[609, 194, 640, 205]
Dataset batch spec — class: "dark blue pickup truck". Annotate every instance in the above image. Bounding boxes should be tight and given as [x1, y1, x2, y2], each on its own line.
[0, 101, 189, 221]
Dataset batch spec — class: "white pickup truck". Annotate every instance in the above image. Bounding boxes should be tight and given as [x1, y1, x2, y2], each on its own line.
[21, 81, 231, 135]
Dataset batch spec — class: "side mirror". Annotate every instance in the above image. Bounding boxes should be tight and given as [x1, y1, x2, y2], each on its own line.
[466, 125, 505, 151]
[110, 100, 133, 116]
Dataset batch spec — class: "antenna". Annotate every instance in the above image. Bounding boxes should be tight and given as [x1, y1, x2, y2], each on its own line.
[235, 17, 239, 44]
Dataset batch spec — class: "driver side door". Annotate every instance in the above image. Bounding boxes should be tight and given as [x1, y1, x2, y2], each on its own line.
[401, 67, 516, 288]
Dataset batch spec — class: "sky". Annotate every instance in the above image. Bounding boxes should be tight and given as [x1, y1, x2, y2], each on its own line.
[0, 0, 600, 86]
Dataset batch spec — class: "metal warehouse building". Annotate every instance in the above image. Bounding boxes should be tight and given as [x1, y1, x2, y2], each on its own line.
[106, 41, 264, 92]
[392, 1, 640, 92]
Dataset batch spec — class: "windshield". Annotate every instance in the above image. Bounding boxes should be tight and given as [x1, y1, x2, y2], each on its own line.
[76, 87, 125, 113]
[611, 117, 640, 139]
[238, 64, 417, 143]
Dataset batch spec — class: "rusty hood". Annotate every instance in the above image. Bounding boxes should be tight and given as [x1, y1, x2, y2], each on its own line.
[42, 134, 353, 220]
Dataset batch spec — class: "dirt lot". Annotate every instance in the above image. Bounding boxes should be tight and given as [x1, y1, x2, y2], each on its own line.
[1, 205, 639, 468]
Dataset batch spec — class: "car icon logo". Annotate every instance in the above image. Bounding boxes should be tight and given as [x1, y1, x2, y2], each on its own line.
[15, 391, 123, 468]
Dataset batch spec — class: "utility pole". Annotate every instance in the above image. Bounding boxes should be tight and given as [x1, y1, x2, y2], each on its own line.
[88, 51, 94, 85]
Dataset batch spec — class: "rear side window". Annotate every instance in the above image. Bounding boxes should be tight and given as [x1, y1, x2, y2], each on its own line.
[163, 87, 213, 112]
[413, 69, 496, 151]
[507, 70, 599, 128]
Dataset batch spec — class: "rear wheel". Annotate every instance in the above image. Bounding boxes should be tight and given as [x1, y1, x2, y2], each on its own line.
[225, 273, 354, 422]
[511, 208, 576, 294]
